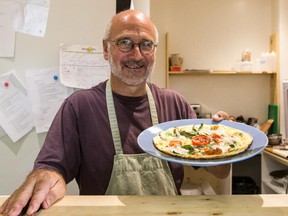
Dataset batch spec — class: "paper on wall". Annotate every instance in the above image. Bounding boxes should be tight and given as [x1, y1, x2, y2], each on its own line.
[13, 0, 50, 37]
[0, 1, 16, 57]
[26, 67, 73, 133]
[59, 44, 110, 89]
[0, 71, 34, 142]
[0, 126, 6, 138]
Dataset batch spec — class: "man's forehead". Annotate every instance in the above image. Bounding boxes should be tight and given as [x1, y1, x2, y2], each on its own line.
[110, 12, 156, 40]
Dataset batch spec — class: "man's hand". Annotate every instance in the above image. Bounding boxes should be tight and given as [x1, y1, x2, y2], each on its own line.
[212, 111, 229, 122]
[0, 169, 66, 216]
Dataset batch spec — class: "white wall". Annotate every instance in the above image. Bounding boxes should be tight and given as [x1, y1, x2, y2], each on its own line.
[133, 0, 150, 16]
[150, 0, 275, 125]
[0, 0, 114, 195]
[0, 0, 152, 196]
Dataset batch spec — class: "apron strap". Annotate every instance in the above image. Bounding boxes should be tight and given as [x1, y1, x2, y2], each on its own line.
[106, 80, 158, 154]
[146, 84, 159, 126]
[106, 80, 123, 153]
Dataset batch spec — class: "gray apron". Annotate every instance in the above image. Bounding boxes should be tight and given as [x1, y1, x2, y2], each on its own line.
[105, 80, 177, 195]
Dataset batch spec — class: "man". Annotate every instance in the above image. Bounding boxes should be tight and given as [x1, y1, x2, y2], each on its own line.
[0, 9, 230, 216]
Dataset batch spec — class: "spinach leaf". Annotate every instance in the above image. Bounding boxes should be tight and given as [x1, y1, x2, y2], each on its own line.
[182, 145, 195, 154]
[180, 131, 197, 138]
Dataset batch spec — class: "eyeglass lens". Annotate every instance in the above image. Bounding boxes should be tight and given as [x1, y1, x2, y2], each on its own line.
[116, 39, 155, 54]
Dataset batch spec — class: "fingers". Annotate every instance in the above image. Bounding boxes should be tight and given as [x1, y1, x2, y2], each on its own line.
[24, 179, 52, 215]
[0, 169, 66, 216]
[26, 170, 66, 215]
[1, 178, 37, 216]
[41, 177, 66, 210]
[0, 199, 9, 215]
[212, 111, 229, 122]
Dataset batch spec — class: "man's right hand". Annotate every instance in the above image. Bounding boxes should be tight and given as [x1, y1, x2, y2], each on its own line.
[0, 169, 66, 216]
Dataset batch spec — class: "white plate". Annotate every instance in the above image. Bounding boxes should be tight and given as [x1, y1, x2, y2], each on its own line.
[137, 119, 268, 166]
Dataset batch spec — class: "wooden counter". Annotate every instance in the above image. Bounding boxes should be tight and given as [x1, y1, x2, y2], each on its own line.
[1, 195, 288, 215]
[264, 147, 288, 164]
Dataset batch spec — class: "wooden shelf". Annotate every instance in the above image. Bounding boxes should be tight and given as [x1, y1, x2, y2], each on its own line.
[168, 70, 276, 75]
[165, 33, 279, 105]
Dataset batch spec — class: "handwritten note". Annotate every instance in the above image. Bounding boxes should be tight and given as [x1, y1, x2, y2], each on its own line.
[59, 44, 110, 89]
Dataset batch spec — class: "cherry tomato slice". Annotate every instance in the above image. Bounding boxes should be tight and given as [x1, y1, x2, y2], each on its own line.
[169, 140, 182, 146]
[191, 135, 210, 146]
[212, 133, 223, 143]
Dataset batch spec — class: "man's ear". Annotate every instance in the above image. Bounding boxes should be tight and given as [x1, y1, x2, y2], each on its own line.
[103, 40, 109, 60]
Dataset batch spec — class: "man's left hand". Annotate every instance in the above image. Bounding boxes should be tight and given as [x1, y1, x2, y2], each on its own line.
[212, 111, 229, 122]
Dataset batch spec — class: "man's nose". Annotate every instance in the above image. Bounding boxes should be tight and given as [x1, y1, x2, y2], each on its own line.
[128, 45, 143, 59]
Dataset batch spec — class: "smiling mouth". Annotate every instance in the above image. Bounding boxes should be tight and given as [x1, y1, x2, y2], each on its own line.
[125, 60, 145, 70]
[125, 65, 144, 69]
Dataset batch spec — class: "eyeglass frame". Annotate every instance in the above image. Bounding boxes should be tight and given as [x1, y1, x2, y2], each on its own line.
[107, 38, 158, 55]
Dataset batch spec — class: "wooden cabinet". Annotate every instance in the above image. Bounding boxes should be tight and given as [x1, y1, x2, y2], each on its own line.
[261, 149, 288, 194]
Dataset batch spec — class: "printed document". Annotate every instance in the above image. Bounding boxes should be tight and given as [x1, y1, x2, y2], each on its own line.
[0, 1, 16, 57]
[13, 0, 50, 37]
[0, 72, 34, 142]
[26, 67, 73, 133]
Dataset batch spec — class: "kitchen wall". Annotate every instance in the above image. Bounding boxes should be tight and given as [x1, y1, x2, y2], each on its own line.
[150, 0, 275, 125]
[1, 0, 287, 196]
[0, 0, 150, 196]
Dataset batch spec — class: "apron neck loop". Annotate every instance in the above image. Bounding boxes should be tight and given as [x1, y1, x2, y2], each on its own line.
[106, 80, 158, 154]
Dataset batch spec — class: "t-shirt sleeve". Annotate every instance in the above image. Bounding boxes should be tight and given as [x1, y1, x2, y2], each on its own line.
[33, 99, 80, 184]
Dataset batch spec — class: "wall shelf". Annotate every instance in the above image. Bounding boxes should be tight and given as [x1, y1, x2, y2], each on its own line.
[169, 70, 276, 75]
[165, 32, 279, 105]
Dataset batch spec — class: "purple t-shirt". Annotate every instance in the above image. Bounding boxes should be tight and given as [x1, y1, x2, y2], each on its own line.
[34, 81, 196, 195]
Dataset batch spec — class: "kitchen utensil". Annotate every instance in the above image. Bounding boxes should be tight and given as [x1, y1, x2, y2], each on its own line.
[269, 170, 288, 185]
[268, 134, 282, 146]
[260, 119, 274, 134]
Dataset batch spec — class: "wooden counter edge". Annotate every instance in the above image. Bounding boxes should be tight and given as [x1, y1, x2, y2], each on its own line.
[1, 195, 288, 208]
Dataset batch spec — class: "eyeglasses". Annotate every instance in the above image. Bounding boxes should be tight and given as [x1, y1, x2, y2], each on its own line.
[108, 39, 157, 55]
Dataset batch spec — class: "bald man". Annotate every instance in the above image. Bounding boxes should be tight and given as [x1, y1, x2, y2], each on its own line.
[0, 10, 230, 216]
